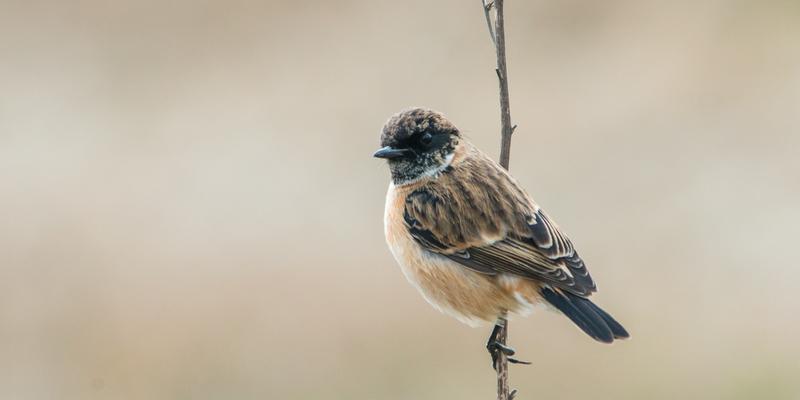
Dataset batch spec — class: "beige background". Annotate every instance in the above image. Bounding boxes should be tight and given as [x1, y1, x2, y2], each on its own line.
[2, 1, 799, 399]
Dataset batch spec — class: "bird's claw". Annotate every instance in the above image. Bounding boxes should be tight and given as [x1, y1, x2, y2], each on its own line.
[487, 341, 530, 369]
[487, 340, 516, 356]
[486, 321, 531, 369]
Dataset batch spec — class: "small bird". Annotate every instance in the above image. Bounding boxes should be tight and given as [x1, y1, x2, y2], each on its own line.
[375, 108, 628, 364]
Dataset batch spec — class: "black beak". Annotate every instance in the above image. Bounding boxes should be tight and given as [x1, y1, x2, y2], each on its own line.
[373, 146, 410, 159]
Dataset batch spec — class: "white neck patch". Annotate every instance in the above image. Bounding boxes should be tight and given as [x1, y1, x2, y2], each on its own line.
[394, 152, 455, 186]
[422, 152, 454, 178]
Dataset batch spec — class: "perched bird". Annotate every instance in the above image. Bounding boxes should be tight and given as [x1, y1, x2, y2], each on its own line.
[375, 108, 628, 363]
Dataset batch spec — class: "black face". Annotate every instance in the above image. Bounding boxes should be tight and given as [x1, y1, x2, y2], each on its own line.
[374, 108, 460, 184]
[374, 129, 453, 160]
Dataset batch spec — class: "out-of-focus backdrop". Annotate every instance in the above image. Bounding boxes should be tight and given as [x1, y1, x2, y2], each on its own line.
[2, 1, 799, 399]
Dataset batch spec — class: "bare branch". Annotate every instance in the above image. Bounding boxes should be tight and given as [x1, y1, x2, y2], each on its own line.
[494, 316, 511, 400]
[481, 1, 518, 399]
[493, 0, 514, 170]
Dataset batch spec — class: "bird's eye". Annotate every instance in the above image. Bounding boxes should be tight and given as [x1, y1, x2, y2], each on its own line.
[420, 132, 433, 146]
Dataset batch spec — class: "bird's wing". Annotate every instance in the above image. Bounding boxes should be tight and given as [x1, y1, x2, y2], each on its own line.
[403, 170, 597, 296]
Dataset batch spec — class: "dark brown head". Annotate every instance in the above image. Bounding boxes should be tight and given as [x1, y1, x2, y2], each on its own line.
[374, 108, 461, 184]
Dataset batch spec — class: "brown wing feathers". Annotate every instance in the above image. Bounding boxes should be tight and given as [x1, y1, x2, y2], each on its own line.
[402, 152, 597, 296]
[400, 148, 629, 342]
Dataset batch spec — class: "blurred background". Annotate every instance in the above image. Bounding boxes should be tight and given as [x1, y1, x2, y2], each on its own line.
[2, 1, 799, 399]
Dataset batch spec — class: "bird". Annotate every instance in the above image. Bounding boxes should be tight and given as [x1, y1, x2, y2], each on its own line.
[374, 107, 628, 365]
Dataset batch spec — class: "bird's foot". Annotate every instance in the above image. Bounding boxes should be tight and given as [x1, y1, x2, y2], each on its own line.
[486, 340, 531, 369]
[508, 357, 532, 365]
[486, 320, 531, 369]
[487, 340, 516, 356]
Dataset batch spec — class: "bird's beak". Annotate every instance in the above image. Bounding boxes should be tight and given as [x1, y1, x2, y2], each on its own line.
[373, 146, 409, 159]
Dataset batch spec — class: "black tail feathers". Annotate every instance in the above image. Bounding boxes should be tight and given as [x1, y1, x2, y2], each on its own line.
[541, 287, 629, 343]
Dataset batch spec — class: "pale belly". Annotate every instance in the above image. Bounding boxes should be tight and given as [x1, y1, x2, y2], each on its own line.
[383, 183, 542, 326]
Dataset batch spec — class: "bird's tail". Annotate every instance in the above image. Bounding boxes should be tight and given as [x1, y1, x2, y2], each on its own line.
[540, 287, 629, 343]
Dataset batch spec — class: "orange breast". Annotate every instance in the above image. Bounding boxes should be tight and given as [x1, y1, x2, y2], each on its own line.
[383, 182, 540, 326]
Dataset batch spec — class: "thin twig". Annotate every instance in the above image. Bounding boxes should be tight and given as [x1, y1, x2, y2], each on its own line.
[494, 316, 511, 400]
[480, 1, 517, 399]
[493, 0, 514, 170]
[482, 0, 497, 48]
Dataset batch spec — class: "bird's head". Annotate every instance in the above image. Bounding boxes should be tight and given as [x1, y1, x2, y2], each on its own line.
[374, 108, 462, 185]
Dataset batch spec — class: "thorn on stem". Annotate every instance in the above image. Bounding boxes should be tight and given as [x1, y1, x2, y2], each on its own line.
[511, 124, 517, 134]
[509, 389, 518, 400]
[495, 68, 503, 80]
